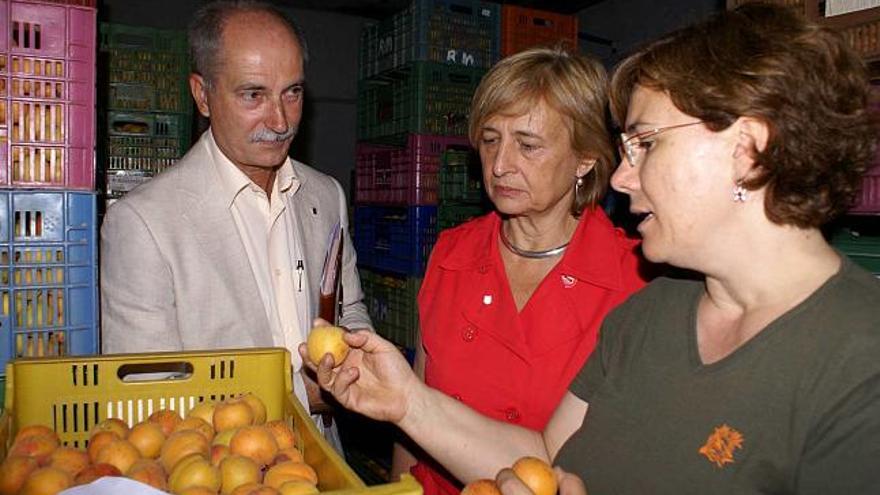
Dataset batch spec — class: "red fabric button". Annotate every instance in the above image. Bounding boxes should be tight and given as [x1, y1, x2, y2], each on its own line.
[478, 265, 489, 274]
[462, 325, 477, 342]
[505, 407, 521, 422]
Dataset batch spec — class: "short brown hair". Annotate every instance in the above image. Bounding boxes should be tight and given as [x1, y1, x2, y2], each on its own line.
[469, 47, 613, 215]
[611, 3, 877, 228]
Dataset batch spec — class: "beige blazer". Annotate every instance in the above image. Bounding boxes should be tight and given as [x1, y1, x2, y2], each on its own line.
[101, 129, 372, 362]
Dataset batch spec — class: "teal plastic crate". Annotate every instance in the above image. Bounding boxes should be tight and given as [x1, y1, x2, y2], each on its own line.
[104, 111, 192, 172]
[359, 268, 421, 349]
[358, 61, 484, 141]
[359, 0, 500, 79]
[832, 228, 880, 274]
[439, 148, 484, 204]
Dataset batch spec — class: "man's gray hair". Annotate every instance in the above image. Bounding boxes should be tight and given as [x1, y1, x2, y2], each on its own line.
[188, 0, 309, 85]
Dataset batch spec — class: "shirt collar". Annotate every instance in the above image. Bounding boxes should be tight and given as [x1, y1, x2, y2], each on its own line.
[439, 208, 634, 291]
[208, 128, 299, 207]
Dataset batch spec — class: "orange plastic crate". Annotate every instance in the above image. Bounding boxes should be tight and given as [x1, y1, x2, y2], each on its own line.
[501, 5, 578, 56]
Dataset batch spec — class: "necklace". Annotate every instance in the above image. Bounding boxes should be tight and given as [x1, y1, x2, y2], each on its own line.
[499, 229, 569, 259]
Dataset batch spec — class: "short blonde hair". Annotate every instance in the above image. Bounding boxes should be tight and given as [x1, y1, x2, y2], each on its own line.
[469, 47, 613, 214]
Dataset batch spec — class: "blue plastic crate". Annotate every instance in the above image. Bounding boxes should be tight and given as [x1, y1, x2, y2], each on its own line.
[0, 191, 98, 375]
[359, 0, 500, 79]
[354, 205, 437, 276]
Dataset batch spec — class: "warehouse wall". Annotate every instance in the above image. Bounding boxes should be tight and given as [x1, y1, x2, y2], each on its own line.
[98, 0, 370, 198]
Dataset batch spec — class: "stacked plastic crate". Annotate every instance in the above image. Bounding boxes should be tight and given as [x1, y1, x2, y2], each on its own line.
[98, 23, 192, 207]
[354, 0, 499, 351]
[0, 0, 99, 405]
[500, 5, 579, 57]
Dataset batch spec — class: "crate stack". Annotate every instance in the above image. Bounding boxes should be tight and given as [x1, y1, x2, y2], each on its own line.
[98, 23, 192, 207]
[0, 0, 99, 406]
[354, 0, 499, 353]
[500, 5, 579, 57]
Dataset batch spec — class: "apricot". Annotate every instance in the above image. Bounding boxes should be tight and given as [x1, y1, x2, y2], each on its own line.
[18, 466, 72, 495]
[220, 454, 262, 494]
[188, 402, 217, 426]
[278, 480, 319, 495]
[264, 420, 296, 450]
[13, 424, 56, 444]
[0, 455, 39, 495]
[240, 393, 267, 425]
[230, 425, 279, 467]
[168, 455, 221, 494]
[149, 409, 183, 437]
[73, 463, 122, 485]
[179, 487, 221, 495]
[231, 483, 281, 495]
[127, 458, 168, 491]
[87, 430, 121, 463]
[263, 461, 318, 488]
[213, 427, 239, 447]
[160, 429, 211, 472]
[306, 325, 349, 366]
[461, 479, 502, 495]
[176, 416, 216, 442]
[273, 447, 304, 464]
[92, 417, 130, 438]
[48, 446, 90, 477]
[511, 456, 557, 495]
[211, 444, 232, 466]
[214, 399, 255, 431]
[73, 462, 122, 485]
[9, 430, 60, 463]
[95, 438, 142, 474]
[127, 420, 166, 459]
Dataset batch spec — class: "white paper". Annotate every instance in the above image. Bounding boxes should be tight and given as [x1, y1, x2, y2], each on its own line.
[60, 476, 169, 495]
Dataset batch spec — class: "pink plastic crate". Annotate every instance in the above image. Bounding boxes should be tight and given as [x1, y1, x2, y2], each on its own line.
[852, 163, 880, 214]
[0, 1, 95, 190]
[356, 134, 471, 206]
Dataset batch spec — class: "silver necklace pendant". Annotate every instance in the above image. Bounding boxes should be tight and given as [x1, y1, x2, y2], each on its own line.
[500, 230, 569, 259]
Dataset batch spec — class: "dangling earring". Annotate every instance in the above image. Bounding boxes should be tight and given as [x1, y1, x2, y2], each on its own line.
[733, 180, 749, 203]
[575, 176, 584, 192]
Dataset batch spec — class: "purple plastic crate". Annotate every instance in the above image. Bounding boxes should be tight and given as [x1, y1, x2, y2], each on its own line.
[356, 134, 470, 205]
[0, 1, 96, 190]
[852, 163, 880, 214]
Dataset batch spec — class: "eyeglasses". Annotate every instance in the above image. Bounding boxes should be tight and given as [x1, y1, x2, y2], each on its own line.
[619, 121, 704, 168]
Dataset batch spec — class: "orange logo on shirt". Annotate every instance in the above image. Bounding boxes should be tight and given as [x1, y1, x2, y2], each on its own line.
[699, 424, 744, 468]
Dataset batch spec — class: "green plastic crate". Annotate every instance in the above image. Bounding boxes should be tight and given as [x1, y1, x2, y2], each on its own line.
[358, 61, 484, 142]
[439, 148, 484, 204]
[438, 203, 488, 231]
[359, 0, 501, 79]
[360, 268, 422, 349]
[100, 23, 191, 113]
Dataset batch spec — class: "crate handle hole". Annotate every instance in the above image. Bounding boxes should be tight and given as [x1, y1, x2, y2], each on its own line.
[117, 362, 194, 382]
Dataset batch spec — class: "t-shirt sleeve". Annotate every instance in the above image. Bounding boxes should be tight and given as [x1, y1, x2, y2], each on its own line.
[568, 318, 615, 403]
[797, 373, 880, 494]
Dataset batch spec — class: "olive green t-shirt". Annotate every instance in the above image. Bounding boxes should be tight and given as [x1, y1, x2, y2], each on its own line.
[556, 257, 880, 494]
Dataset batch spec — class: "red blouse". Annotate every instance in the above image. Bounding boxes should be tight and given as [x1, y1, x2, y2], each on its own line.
[411, 209, 646, 495]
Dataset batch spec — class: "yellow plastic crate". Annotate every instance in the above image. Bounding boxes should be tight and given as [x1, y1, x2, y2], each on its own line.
[0, 347, 421, 495]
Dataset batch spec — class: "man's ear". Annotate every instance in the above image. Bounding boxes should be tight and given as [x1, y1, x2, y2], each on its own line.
[189, 73, 211, 118]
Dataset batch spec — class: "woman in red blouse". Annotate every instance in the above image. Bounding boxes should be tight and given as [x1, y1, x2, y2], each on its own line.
[391, 47, 648, 495]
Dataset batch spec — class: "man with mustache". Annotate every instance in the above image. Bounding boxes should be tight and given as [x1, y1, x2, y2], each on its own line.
[99, 0, 371, 447]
